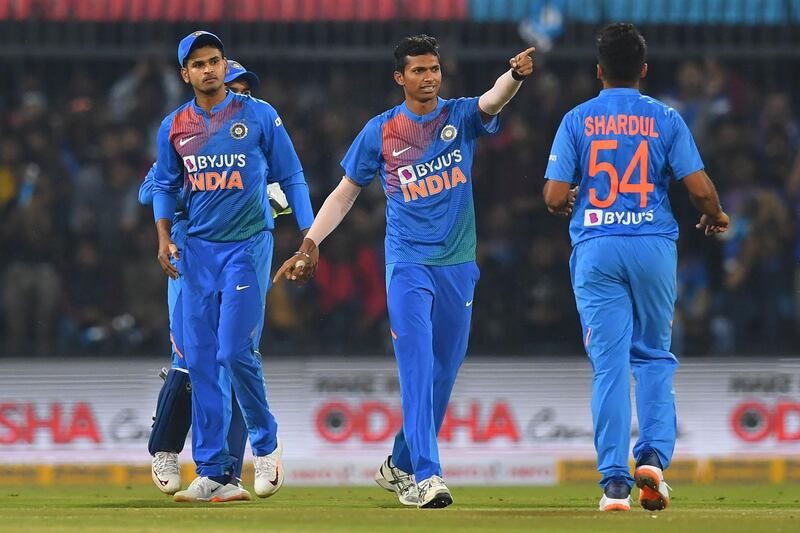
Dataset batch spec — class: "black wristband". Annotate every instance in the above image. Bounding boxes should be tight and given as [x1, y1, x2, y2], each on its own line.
[511, 70, 527, 82]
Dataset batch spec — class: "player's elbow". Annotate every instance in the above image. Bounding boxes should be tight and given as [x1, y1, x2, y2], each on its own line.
[543, 181, 568, 211]
[687, 188, 714, 204]
[683, 170, 717, 203]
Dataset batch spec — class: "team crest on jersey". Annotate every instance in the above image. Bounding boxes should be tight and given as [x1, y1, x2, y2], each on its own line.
[440, 124, 457, 142]
[230, 122, 248, 140]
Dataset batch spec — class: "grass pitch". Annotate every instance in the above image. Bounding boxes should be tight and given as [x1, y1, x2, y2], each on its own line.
[1, 484, 798, 532]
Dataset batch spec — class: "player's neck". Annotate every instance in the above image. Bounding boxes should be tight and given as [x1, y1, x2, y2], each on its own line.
[405, 96, 438, 116]
[602, 80, 640, 90]
[194, 87, 228, 114]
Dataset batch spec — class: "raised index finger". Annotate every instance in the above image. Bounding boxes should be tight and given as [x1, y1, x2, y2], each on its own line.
[519, 47, 536, 58]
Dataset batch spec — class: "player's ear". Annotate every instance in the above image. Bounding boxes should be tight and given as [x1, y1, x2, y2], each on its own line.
[393, 70, 405, 87]
[596, 64, 602, 81]
[640, 63, 648, 79]
[180, 67, 190, 84]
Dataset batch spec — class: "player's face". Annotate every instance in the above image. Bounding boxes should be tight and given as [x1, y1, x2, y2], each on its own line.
[395, 54, 441, 102]
[227, 79, 252, 96]
[181, 46, 228, 95]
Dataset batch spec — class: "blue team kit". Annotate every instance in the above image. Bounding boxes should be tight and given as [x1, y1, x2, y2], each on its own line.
[342, 96, 498, 481]
[545, 88, 704, 487]
[152, 90, 313, 477]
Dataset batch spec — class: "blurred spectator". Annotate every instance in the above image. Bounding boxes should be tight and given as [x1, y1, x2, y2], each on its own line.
[1, 165, 63, 356]
[659, 59, 731, 145]
[0, 52, 797, 357]
[60, 238, 120, 352]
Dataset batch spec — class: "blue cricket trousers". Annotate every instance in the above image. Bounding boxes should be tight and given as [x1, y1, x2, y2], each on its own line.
[570, 235, 678, 488]
[386, 261, 480, 482]
[179, 230, 277, 477]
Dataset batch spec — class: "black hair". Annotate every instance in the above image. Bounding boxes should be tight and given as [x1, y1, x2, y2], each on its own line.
[596, 23, 647, 84]
[394, 34, 439, 73]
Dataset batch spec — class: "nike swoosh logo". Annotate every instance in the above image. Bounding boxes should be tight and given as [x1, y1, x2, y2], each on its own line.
[157, 477, 169, 486]
[236, 285, 250, 291]
[392, 147, 412, 157]
[178, 135, 198, 147]
[466, 300, 473, 307]
[270, 467, 280, 486]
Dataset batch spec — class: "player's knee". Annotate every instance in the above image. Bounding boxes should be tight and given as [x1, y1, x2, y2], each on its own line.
[215, 342, 250, 368]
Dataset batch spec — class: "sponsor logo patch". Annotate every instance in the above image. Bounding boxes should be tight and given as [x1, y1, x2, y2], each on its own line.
[183, 155, 197, 172]
[583, 209, 655, 227]
[584, 209, 602, 227]
[398, 165, 416, 185]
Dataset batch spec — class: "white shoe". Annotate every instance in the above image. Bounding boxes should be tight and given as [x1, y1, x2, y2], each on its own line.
[254, 438, 284, 498]
[598, 494, 631, 511]
[417, 475, 452, 509]
[598, 479, 631, 511]
[152, 452, 181, 495]
[635, 464, 671, 511]
[374, 455, 418, 506]
[173, 476, 251, 503]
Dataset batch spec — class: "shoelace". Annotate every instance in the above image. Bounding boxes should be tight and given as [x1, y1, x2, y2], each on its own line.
[186, 476, 214, 492]
[386, 463, 417, 498]
[417, 476, 443, 500]
[153, 453, 179, 475]
[254, 455, 277, 476]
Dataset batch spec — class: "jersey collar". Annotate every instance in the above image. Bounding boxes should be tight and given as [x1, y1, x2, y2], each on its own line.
[191, 89, 234, 116]
[401, 97, 444, 123]
[599, 88, 641, 97]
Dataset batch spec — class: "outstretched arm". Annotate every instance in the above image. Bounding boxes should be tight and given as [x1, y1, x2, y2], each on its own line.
[273, 176, 362, 284]
[478, 47, 534, 119]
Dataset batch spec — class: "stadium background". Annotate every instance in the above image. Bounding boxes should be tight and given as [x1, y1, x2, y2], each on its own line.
[1, 0, 799, 488]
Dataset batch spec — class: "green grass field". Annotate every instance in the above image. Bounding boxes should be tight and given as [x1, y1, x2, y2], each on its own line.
[2, 484, 798, 532]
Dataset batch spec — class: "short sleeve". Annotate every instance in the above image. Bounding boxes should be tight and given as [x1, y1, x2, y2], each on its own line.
[544, 113, 579, 184]
[458, 96, 499, 139]
[667, 109, 704, 180]
[341, 117, 382, 187]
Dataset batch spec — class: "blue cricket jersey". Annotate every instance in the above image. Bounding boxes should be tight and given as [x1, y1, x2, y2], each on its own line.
[544, 88, 704, 246]
[342, 96, 499, 265]
[152, 91, 313, 241]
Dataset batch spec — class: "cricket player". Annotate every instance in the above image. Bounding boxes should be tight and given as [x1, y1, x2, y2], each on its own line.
[542, 23, 729, 511]
[152, 32, 314, 503]
[274, 35, 534, 509]
[142, 60, 292, 496]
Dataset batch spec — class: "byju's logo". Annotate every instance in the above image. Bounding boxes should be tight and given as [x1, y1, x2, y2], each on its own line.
[397, 165, 416, 185]
[183, 155, 197, 172]
[584, 209, 603, 227]
[583, 209, 656, 227]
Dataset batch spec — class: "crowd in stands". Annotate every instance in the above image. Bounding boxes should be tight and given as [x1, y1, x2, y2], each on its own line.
[0, 53, 796, 357]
